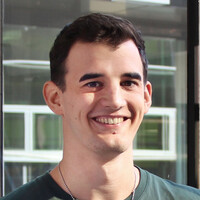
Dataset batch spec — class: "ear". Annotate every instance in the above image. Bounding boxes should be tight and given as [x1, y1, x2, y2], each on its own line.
[43, 81, 63, 116]
[144, 81, 152, 114]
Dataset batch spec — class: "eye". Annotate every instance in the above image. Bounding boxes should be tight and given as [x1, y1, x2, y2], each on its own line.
[85, 81, 103, 88]
[121, 80, 137, 87]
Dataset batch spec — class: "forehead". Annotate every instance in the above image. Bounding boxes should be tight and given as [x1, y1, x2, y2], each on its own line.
[65, 40, 143, 79]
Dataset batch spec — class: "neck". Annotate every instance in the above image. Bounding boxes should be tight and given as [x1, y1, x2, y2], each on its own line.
[51, 146, 139, 200]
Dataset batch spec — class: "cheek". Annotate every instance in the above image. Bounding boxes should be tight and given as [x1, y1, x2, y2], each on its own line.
[70, 93, 96, 117]
[128, 94, 146, 118]
[62, 91, 96, 117]
[82, 93, 96, 104]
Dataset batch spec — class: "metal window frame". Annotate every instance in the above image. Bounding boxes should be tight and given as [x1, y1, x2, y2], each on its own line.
[187, 0, 199, 188]
[134, 107, 177, 160]
[112, 0, 170, 5]
[0, 0, 3, 197]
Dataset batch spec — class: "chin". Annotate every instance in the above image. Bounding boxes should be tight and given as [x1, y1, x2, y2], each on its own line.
[90, 138, 132, 156]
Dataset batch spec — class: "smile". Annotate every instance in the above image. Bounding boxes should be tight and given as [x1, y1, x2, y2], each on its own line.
[93, 117, 128, 125]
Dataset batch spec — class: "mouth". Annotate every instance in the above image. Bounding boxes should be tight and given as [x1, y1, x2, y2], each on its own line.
[92, 116, 129, 125]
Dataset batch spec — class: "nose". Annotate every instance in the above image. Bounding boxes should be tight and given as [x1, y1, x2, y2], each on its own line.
[99, 83, 126, 110]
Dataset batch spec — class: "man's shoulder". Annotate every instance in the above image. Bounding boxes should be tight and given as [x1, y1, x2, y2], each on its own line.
[139, 168, 200, 200]
[0, 172, 55, 200]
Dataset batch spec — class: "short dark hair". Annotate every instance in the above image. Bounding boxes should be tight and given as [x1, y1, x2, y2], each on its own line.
[50, 13, 148, 91]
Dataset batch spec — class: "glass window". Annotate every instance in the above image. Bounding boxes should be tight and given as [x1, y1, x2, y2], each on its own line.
[149, 69, 175, 107]
[4, 60, 49, 105]
[33, 114, 62, 150]
[135, 161, 176, 182]
[4, 163, 23, 195]
[4, 162, 57, 195]
[135, 115, 165, 150]
[4, 113, 24, 149]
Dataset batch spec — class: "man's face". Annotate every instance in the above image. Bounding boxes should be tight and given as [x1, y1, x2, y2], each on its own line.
[59, 40, 152, 156]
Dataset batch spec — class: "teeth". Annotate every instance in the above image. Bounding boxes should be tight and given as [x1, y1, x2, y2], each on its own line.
[108, 118, 113, 124]
[95, 117, 124, 125]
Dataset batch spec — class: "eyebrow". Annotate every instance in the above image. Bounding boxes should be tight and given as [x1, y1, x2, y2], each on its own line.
[122, 73, 142, 81]
[79, 73, 104, 82]
[79, 72, 142, 82]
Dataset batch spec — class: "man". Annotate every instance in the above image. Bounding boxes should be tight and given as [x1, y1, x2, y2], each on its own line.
[1, 13, 200, 200]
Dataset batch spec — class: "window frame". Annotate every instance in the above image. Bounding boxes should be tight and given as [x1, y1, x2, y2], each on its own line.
[187, 0, 199, 188]
[3, 105, 62, 163]
[0, 0, 3, 197]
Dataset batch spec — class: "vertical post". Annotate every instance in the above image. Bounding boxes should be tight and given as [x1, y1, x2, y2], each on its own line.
[0, 0, 3, 197]
[197, 1, 200, 188]
[187, 0, 199, 188]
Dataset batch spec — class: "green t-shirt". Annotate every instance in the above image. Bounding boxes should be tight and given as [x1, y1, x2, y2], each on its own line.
[1, 167, 200, 200]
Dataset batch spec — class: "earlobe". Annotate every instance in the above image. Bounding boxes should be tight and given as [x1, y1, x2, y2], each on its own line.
[43, 81, 63, 115]
[144, 81, 152, 114]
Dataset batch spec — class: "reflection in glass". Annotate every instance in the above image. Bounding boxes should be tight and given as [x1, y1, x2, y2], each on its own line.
[34, 114, 63, 150]
[135, 160, 176, 182]
[4, 113, 24, 149]
[4, 64, 48, 105]
[4, 163, 23, 195]
[136, 116, 164, 150]
[4, 162, 57, 195]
